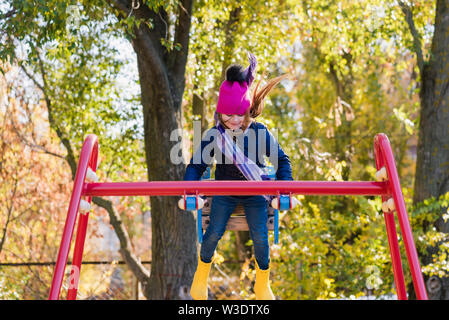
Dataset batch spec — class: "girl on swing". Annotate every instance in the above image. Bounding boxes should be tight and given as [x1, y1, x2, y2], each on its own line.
[183, 53, 293, 300]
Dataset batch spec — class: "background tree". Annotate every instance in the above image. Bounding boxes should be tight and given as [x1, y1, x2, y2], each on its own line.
[399, 0, 449, 299]
[0, 64, 76, 299]
[106, 0, 197, 299]
[1, 0, 448, 300]
[0, 0, 152, 298]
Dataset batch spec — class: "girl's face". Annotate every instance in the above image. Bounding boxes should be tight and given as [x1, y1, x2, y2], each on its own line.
[221, 114, 244, 130]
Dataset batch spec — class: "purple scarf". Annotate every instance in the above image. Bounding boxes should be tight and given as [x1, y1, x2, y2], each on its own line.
[214, 112, 272, 202]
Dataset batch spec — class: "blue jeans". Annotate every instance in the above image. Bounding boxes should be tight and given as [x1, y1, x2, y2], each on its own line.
[200, 195, 270, 270]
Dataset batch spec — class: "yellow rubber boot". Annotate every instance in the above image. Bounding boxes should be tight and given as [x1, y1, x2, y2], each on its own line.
[254, 261, 275, 300]
[190, 255, 213, 300]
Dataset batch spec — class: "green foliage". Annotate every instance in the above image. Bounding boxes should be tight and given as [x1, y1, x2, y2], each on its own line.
[1, 0, 147, 299]
[184, 0, 437, 300]
[0, 0, 443, 300]
[411, 192, 449, 278]
[1, 1, 146, 176]
[184, 0, 295, 132]
[0, 273, 27, 299]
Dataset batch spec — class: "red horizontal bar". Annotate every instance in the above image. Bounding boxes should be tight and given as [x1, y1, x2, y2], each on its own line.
[83, 181, 388, 197]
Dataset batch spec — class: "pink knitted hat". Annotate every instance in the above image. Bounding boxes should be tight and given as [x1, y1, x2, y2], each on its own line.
[216, 53, 257, 115]
[216, 81, 251, 115]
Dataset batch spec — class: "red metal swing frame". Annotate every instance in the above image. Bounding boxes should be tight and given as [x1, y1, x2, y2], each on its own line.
[48, 133, 428, 300]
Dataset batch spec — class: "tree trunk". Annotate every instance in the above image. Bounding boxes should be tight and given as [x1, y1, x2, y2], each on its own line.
[193, 83, 209, 134]
[329, 55, 354, 182]
[402, 0, 449, 299]
[137, 54, 197, 298]
[219, 7, 242, 84]
[412, 0, 449, 215]
[112, 0, 196, 299]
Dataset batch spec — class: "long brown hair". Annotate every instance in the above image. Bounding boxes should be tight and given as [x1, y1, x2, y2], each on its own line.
[249, 73, 289, 119]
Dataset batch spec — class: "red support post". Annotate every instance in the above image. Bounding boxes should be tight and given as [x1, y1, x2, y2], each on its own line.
[374, 135, 408, 299]
[67, 152, 98, 300]
[48, 134, 98, 300]
[67, 207, 90, 300]
[383, 211, 408, 299]
[374, 133, 428, 300]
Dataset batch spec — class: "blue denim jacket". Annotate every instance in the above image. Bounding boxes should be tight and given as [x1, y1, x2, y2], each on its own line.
[183, 121, 293, 181]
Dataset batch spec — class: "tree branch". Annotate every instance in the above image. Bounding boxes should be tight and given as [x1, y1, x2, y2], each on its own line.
[399, 1, 425, 75]
[171, 0, 193, 78]
[107, 0, 167, 42]
[132, 24, 172, 101]
[37, 56, 78, 176]
[21, 55, 77, 170]
[21, 45, 151, 289]
[20, 65, 44, 92]
[0, 9, 17, 20]
[91, 196, 150, 286]
[107, 0, 130, 15]
[0, 177, 18, 255]
[107, 0, 172, 104]
[9, 120, 65, 159]
[108, 0, 191, 108]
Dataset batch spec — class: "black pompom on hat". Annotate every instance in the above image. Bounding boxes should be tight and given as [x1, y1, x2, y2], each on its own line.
[226, 64, 246, 83]
[224, 53, 257, 85]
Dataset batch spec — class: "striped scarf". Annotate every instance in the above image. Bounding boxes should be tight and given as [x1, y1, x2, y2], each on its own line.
[214, 111, 272, 202]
